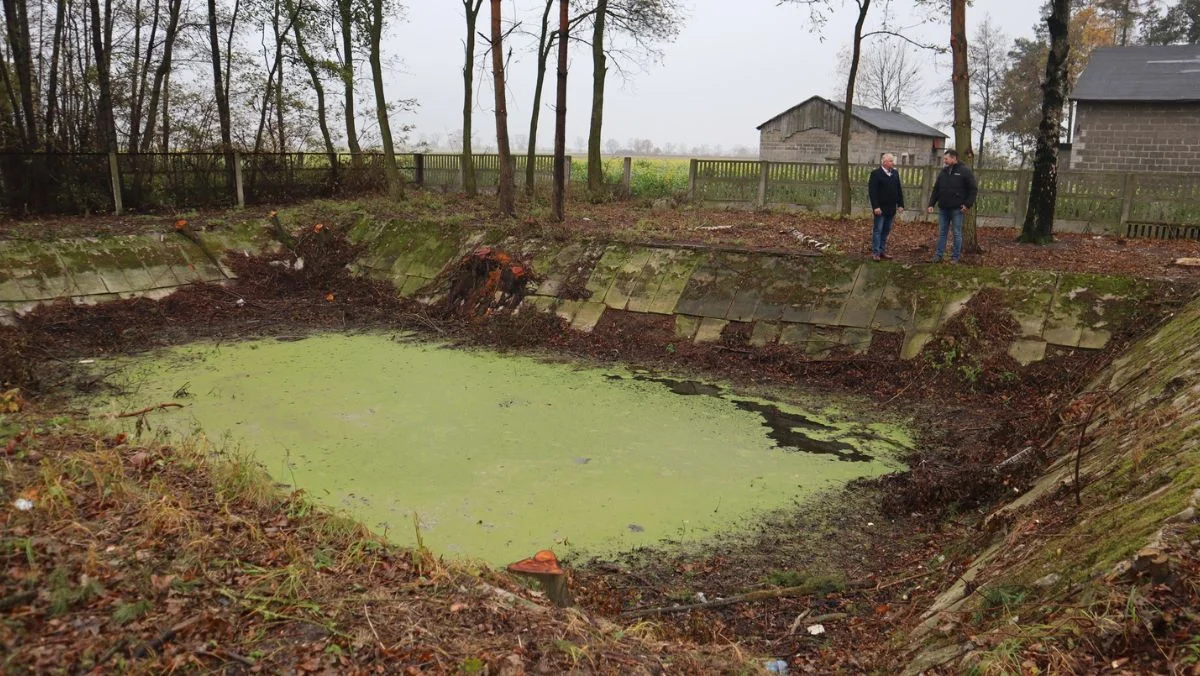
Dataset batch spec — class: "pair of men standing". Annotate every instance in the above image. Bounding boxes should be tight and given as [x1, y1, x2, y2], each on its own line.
[867, 150, 978, 264]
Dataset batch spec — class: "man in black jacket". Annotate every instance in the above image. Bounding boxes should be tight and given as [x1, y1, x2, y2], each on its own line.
[867, 153, 904, 261]
[925, 149, 978, 264]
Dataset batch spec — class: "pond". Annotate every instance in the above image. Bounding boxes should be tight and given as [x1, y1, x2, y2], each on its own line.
[88, 333, 909, 564]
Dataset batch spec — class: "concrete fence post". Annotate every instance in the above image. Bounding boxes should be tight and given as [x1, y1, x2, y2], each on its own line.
[1119, 172, 1135, 231]
[687, 158, 699, 203]
[1013, 170, 1031, 227]
[757, 161, 769, 209]
[414, 153, 425, 187]
[108, 151, 123, 216]
[919, 165, 935, 221]
[233, 152, 245, 208]
[622, 156, 632, 194]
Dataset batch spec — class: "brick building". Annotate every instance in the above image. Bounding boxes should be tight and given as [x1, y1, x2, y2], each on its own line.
[757, 96, 945, 166]
[1070, 46, 1200, 173]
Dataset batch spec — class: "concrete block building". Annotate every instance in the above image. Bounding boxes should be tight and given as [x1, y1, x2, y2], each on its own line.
[1070, 46, 1200, 173]
[757, 96, 946, 166]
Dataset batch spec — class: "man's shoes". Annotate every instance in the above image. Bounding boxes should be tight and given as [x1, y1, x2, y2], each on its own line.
[931, 256, 943, 264]
[881, 253, 894, 260]
[948, 259, 960, 265]
[872, 254, 881, 261]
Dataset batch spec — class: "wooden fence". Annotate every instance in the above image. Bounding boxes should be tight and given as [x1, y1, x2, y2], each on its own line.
[0, 151, 568, 217]
[688, 160, 1200, 235]
[3, 150, 1200, 238]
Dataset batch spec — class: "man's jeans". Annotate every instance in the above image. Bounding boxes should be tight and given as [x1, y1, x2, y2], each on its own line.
[936, 207, 964, 261]
[872, 212, 896, 256]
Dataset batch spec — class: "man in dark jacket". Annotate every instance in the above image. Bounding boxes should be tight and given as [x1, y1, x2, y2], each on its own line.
[867, 153, 904, 261]
[925, 149, 978, 264]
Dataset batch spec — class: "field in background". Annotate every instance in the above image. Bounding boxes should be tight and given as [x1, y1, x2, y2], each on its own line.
[570, 156, 691, 199]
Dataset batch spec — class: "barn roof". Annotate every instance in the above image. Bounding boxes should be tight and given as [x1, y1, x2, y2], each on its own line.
[1073, 46, 1200, 102]
[757, 96, 945, 138]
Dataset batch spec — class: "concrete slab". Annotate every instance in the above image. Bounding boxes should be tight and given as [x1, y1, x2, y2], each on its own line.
[571, 301, 607, 332]
[749, 321, 781, 347]
[804, 324, 843, 356]
[554, 299, 581, 323]
[399, 275, 432, 297]
[840, 327, 874, 354]
[625, 248, 674, 313]
[996, 269, 1058, 338]
[673, 253, 719, 316]
[694, 317, 728, 343]
[0, 277, 28, 302]
[674, 314, 702, 341]
[753, 256, 811, 321]
[806, 259, 862, 325]
[603, 247, 653, 310]
[646, 250, 702, 315]
[1043, 320, 1084, 348]
[727, 255, 778, 322]
[837, 263, 890, 328]
[901, 331, 934, 360]
[584, 245, 629, 302]
[689, 252, 750, 319]
[1008, 339, 1048, 365]
[1078, 327, 1112, 350]
[778, 322, 812, 345]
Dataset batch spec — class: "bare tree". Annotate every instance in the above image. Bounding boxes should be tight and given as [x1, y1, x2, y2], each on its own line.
[89, 0, 118, 151]
[969, 14, 1009, 169]
[490, 0, 515, 215]
[782, 0, 873, 215]
[207, 0, 235, 181]
[2, 0, 38, 148]
[461, 0, 483, 197]
[582, 0, 685, 198]
[835, 37, 923, 110]
[587, 0, 607, 198]
[949, 0, 981, 254]
[366, 0, 403, 199]
[1020, 0, 1071, 244]
[552, 0, 568, 221]
[288, 0, 338, 176]
[336, 0, 363, 166]
[526, 0, 555, 196]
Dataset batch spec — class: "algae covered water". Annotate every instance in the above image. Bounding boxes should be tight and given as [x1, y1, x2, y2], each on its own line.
[89, 333, 907, 564]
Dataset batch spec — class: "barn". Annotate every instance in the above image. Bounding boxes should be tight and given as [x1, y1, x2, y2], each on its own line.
[757, 95, 945, 166]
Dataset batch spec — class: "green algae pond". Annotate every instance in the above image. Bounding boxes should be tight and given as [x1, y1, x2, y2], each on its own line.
[86, 333, 909, 564]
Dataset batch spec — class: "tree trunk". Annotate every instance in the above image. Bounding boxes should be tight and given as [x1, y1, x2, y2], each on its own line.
[462, 0, 482, 197]
[1019, 0, 1070, 244]
[290, 0, 337, 183]
[3, 0, 38, 148]
[369, 0, 403, 199]
[127, 0, 159, 154]
[587, 0, 607, 199]
[141, 0, 181, 153]
[526, 0, 554, 196]
[837, 0, 870, 216]
[88, 0, 117, 151]
[44, 0, 67, 148]
[338, 0, 362, 167]
[207, 0, 235, 185]
[490, 0, 515, 215]
[951, 0, 981, 254]
[552, 0, 568, 222]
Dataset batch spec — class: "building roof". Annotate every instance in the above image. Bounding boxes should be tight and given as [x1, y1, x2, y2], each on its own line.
[1073, 46, 1200, 102]
[756, 96, 945, 138]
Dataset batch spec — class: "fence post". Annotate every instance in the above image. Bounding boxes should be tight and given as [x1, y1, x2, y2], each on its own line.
[108, 152, 123, 216]
[1013, 170, 1031, 227]
[687, 158, 698, 203]
[233, 152, 245, 208]
[414, 153, 425, 187]
[757, 161, 769, 209]
[1119, 172, 1135, 229]
[919, 165, 935, 221]
[622, 156, 632, 194]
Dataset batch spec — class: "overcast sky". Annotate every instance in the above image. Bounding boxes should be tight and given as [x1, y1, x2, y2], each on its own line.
[389, 0, 1050, 153]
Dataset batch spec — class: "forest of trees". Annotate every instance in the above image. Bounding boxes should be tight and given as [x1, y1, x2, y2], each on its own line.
[1, 0, 1199, 205]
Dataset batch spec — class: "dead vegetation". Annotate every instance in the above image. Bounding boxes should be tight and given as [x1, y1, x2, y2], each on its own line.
[2, 213, 1199, 673]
